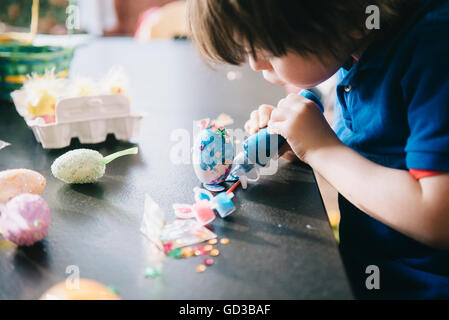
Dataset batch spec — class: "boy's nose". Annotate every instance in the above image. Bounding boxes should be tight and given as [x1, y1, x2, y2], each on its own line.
[248, 55, 272, 71]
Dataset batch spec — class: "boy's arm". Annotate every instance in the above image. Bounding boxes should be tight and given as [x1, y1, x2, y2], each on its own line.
[268, 93, 449, 250]
[307, 143, 449, 250]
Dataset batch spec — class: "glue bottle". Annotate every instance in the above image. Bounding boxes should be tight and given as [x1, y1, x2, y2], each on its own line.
[230, 89, 325, 179]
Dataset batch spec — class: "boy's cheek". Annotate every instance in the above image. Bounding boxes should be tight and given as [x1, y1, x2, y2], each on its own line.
[262, 70, 286, 86]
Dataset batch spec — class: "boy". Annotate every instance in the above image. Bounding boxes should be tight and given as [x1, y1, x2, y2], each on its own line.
[187, 0, 449, 299]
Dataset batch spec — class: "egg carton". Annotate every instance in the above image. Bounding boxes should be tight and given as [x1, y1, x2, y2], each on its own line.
[11, 91, 143, 149]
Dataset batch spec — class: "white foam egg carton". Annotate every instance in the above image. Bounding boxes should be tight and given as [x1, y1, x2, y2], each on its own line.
[11, 91, 144, 149]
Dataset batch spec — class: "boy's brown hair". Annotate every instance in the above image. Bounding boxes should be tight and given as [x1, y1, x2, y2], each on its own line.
[187, 0, 414, 65]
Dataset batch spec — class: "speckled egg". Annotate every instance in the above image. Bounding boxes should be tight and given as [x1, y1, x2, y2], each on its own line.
[0, 193, 51, 246]
[0, 169, 46, 203]
[192, 127, 234, 185]
[51, 149, 105, 184]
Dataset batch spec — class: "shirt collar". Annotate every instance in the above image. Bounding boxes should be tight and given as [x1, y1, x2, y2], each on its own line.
[356, 0, 437, 72]
[338, 0, 439, 87]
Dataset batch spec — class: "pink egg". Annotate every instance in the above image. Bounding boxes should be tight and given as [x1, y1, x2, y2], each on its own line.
[0, 194, 51, 246]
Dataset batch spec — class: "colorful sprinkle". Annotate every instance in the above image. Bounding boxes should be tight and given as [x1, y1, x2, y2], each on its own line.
[181, 246, 194, 258]
[210, 249, 220, 257]
[196, 264, 207, 273]
[204, 258, 214, 266]
[107, 285, 119, 294]
[144, 267, 162, 278]
[203, 244, 213, 252]
[168, 248, 183, 259]
[163, 243, 173, 253]
[194, 246, 208, 255]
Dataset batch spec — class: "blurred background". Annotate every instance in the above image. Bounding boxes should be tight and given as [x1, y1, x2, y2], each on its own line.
[0, 0, 188, 37]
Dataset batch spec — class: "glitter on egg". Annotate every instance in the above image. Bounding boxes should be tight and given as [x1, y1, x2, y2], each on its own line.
[51, 147, 138, 184]
[0, 169, 46, 203]
[0, 193, 51, 246]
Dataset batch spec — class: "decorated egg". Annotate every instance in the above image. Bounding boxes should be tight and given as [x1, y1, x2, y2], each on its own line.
[51, 149, 105, 184]
[40, 279, 120, 300]
[0, 193, 51, 246]
[192, 120, 234, 186]
[0, 169, 46, 203]
[51, 147, 138, 184]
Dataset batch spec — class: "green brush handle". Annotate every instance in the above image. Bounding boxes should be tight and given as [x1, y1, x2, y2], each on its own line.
[102, 147, 138, 165]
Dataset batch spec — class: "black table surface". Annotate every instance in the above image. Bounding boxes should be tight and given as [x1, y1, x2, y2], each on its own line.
[0, 38, 352, 299]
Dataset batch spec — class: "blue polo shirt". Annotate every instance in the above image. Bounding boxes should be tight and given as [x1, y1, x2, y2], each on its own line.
[334, 0, 449, 299]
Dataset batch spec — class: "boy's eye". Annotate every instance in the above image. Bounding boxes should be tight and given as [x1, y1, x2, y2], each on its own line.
[257, 51, 274, 61]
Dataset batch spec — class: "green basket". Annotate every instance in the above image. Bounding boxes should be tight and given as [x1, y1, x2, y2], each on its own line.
[0, 43, 75, 100]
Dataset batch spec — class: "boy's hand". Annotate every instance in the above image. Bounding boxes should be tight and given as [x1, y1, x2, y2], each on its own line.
[267, 93, 341, 162]
[244, 104, 275, 135]
[244, 104, 299, 161]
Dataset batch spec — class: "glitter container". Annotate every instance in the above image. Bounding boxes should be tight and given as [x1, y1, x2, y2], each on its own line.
[192, 200, 216, 225]
[212, 192, 236, 218]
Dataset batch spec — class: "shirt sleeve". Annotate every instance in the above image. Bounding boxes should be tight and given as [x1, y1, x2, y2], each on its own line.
[409, 169, 443, 180]
[403, 21, 449, 172]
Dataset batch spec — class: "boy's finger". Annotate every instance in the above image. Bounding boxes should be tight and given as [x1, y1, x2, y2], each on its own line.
[270, 108, 287, 122]
[258, 105, 273, 128]
[267, 120, 281, 135]
[244, 120, 253, 133]
[278, 94, 299, 109]
[245, 119, 258, 134]
[277, 98, 287, 108]
[250, 110, 260, 123]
